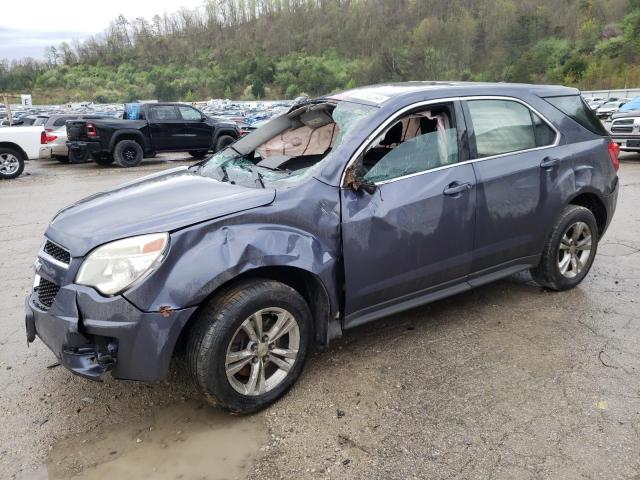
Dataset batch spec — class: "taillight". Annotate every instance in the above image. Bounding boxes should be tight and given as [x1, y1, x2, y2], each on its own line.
[40, 131, 47, 144]
[45, 134, 58, 143]
[86, 123, 98, 138]
[608, 140, 620, 172]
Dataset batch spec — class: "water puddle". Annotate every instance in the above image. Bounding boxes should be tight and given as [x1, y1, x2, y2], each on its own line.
[47, 400, 266, 479]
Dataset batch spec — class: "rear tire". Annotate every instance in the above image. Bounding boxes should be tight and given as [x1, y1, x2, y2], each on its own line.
[215, 135, 236, 152]
[531, 205, 599, 291]
[114, 140, 143, 167]
[68, 148, 89, 164]
[0, 148, 25, 179]
[186, 280, 312, 414]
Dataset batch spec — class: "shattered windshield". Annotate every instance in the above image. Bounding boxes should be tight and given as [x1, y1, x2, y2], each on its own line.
[197, 101, 377, 188]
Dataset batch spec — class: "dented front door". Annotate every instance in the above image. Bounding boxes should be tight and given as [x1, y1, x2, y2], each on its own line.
[341, 164, 476, 326]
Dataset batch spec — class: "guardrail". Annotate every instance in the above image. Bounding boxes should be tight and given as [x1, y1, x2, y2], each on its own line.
[582, 89, 640, 99]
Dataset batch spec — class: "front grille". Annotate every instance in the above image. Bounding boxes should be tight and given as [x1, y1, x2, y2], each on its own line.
[35, 278, 60, 310]
[43, 240, 71, 265]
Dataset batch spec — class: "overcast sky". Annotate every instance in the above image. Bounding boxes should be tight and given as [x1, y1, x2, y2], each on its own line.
[0, 0, 205, 61]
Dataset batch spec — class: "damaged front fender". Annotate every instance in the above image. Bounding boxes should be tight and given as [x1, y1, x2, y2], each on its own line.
[122, 178, 343, 339]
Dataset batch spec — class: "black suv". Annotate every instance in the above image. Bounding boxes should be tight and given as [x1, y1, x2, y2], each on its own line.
[26, 82, 619, 413]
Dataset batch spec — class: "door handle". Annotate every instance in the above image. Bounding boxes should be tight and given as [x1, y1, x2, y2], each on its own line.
[540, 156, 560, 169]
[443, 182, 473, 196]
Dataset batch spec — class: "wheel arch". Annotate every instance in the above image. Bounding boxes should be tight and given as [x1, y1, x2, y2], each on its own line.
[567, 190, 607, 236]
[173, 265, 338, 360]
[0, 142, 28, 160]
[109, 130, 148, 151]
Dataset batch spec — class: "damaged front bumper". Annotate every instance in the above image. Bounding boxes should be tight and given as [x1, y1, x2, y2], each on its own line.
[25, 281, 197, 382]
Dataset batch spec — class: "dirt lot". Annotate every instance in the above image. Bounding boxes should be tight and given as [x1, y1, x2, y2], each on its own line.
[1, 154, 639, 480]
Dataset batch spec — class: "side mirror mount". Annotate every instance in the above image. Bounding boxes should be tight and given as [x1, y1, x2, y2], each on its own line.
[201, 115, 207, 122]
[344, 162, 376, 194]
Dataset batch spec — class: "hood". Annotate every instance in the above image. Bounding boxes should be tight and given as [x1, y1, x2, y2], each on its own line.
[46, 167, 275, 256]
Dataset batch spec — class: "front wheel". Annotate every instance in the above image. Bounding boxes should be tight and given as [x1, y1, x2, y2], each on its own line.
[186, 280, 312, 414]
[0, 148, 25, 179]
[531, 205, 599, 291]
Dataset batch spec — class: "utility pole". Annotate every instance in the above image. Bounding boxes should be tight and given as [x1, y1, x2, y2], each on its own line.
[2, 94, 14, 126]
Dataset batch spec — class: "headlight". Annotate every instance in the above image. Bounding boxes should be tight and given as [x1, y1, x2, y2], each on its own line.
[76, 233, 169, 295]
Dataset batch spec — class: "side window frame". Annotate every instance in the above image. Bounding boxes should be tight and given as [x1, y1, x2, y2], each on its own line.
[461, 97, 560, 161]
[342, 99, 469, 186]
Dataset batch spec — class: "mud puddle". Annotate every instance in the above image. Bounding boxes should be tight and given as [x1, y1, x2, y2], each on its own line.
[46, 400, 266, 479]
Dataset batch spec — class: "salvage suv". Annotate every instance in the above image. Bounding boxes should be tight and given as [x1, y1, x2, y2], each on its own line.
[25, 82, 619, 413]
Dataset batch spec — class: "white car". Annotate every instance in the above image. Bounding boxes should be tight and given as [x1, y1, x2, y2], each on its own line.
[43, 126, 70, 162]
[0, 126, 49, 179]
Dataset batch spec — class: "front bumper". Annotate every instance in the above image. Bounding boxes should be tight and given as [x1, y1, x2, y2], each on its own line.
[25, 280, 197, 382]
[611, 136, 640, 151]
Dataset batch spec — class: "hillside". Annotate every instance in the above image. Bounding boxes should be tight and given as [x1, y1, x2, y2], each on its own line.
[1, 0, 640, 103]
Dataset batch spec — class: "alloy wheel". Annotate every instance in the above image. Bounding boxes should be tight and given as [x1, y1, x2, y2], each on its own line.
[225, 307, 300, 396]
[557, 221, 592, 279]
[0, 153, 20, 176]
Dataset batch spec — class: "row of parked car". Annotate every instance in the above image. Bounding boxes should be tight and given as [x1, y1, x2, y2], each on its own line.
[0, 100, 294, 179]
[585, 96, 640, 120]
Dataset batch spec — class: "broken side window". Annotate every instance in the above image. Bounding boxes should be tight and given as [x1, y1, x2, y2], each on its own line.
[361, 103, 459, 183]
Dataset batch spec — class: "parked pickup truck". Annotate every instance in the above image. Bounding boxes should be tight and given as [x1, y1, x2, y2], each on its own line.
[610, 110, 640, 152]
[66, 103, 241, 167]
[0, 126, 49, 179]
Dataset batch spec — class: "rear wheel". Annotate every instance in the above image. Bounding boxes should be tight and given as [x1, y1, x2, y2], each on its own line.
[215, 135, 236, 152]
[531, 205, 599, 291]
[0, 148, 25, 179]
[114, 140, 143, 167]
[68, 148, 89, 164]
[186, 280, 312, 414]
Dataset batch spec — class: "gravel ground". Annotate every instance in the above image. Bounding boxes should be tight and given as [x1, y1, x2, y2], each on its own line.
[1, 153, 639, 479]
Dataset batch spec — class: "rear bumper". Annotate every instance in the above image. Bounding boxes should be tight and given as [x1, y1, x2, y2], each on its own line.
[25, 284, 197, 382]
[601, 176, 619, 237]
[38, 147, 52, 160]
[50, 143, 69, 157]
[67, 141, 102, 154]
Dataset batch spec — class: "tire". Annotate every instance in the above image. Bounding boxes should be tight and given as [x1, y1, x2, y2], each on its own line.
[113, 140, 143, 167]
[215, 135, 236, 152]
[0, 147, 25, 179]
[91, 154, 115, 166]
[189, 150, 209, 158]
[186, 279, 312, 414]
[68, 148, 89, 164]
[531, 205, 599, 291]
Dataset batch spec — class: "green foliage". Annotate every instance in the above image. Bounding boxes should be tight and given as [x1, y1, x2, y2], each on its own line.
[2, 0, 640, 103]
